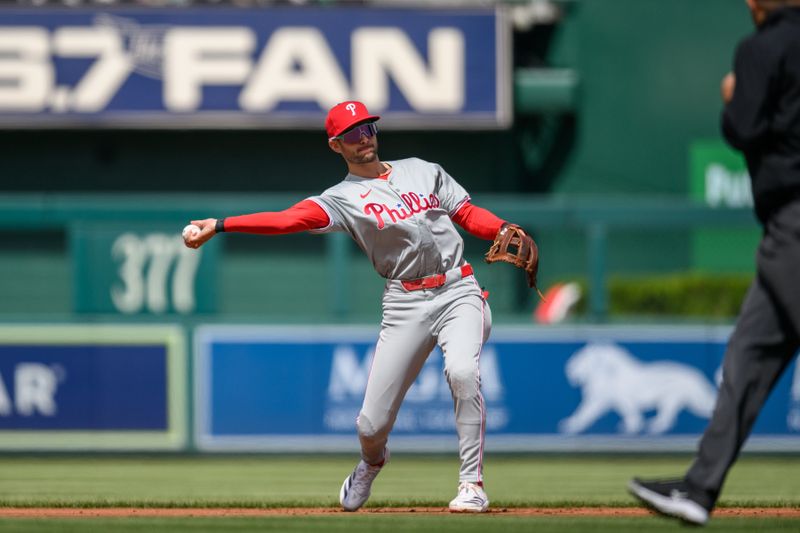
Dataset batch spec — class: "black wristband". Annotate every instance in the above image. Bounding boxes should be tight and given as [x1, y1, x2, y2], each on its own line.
[215, 218, 226, 233]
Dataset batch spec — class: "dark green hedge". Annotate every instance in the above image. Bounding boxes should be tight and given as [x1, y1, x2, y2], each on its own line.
[574, 273, 752, 318]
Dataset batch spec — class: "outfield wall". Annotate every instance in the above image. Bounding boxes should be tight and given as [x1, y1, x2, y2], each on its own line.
[0, 194, 758, 323]
[1, 323, 798, 453]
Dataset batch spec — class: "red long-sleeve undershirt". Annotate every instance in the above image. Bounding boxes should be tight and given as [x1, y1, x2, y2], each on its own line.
[222, 199, 329, 234]
[220, 199, 505, 240]
[450, 202, 506, 240]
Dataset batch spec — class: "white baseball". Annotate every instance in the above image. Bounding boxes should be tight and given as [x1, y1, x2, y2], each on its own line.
[182, 224, 201, 241]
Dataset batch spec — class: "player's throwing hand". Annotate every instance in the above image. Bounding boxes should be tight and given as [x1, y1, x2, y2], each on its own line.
[182, 218, 218, 249]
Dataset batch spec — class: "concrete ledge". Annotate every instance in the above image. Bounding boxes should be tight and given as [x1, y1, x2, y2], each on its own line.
[514, 68, 579, 113]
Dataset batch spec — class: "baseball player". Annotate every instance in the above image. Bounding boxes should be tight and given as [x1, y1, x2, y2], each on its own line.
[185, 101, 532, 513]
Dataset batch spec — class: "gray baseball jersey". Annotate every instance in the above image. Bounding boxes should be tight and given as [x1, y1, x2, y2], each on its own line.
[308, 157, 470, 279]
[309, 157, 490, 484]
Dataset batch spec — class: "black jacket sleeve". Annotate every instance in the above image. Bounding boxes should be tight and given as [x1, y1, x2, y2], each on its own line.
[721, 36, 778, 151]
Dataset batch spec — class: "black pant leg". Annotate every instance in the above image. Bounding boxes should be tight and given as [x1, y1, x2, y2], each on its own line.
[685, 278, 796, 508]
[686, 201, 800, 510]
[758, 201, 800, 328]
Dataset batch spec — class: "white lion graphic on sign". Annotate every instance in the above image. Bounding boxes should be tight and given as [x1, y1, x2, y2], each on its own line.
[559, 343, 717, 435]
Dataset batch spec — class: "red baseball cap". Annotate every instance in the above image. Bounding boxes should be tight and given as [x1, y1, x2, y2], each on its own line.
[325, 101, 380, 139]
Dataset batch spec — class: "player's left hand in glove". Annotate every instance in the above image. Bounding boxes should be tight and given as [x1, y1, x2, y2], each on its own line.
[485, 223, 541, 295]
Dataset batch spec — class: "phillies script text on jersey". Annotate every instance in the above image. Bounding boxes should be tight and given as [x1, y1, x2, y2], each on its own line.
[364, 192, 442, 229]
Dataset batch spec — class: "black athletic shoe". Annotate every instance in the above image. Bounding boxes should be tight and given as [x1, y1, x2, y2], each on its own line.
[628, 477, 710, 526]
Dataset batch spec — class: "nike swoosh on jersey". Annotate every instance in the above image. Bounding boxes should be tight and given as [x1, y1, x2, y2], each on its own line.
[360, 190, 372, 198]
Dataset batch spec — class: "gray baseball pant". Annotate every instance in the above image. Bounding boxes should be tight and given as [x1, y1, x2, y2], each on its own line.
[356, 275, 491, 483]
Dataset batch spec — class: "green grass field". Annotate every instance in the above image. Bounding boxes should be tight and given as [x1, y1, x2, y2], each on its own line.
[0, 454, 798, 532]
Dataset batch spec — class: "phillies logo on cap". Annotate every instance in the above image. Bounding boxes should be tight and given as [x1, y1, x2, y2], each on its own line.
[326, 101, 381, 139]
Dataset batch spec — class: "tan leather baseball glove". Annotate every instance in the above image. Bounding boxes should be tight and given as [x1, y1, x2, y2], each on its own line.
[485, 223, 541, 293]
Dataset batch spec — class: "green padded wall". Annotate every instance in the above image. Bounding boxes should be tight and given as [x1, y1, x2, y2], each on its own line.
[551, 0, 753, 195]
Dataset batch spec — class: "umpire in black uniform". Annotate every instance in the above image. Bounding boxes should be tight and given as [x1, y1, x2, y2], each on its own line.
[628, 0, 800, 526]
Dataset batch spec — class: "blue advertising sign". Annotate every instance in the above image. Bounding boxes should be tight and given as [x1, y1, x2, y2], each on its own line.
[195, 326, 800, 452]
[0, 345, 166, 430]
[0, 325, 187, 450]
[0, 7, 510, 129]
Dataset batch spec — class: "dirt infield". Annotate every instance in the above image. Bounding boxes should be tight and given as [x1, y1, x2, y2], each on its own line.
[1, 507, 799, 518]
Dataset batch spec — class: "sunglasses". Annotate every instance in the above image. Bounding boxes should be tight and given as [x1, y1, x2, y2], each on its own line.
[332, 122, 378, 143]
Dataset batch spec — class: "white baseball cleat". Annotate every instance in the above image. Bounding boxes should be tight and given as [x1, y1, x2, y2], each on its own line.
[448, 481, 489, 513]
[339, 449, 390, 511]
